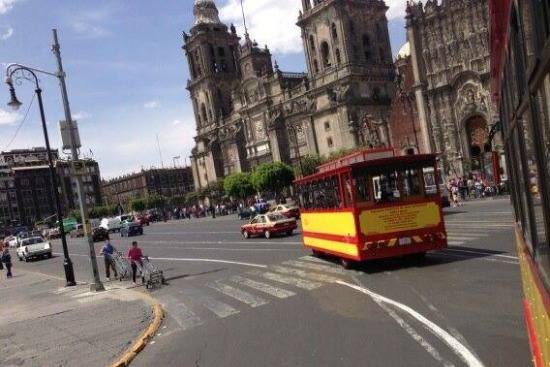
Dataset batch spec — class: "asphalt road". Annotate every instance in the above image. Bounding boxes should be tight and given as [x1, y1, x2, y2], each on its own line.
[19, 197, 531, 366]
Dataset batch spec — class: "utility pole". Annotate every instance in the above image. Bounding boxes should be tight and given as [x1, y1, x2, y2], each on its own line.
[52, 29, 104, 292]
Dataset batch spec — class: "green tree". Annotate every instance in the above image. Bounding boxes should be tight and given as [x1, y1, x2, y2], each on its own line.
[324, 147, 357, 162]
[68, 209, 82, 222]
[301, 154, 323, 176]
[185, 191, 198, 204]
[224, 172, 255, 200]
[129, 198, 147, 212]
[252, 162, 295, 198]
[169, 196, 185, 207]
[146, 193, 166, 210]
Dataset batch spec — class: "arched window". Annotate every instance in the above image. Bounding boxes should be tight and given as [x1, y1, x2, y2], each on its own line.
[321, 41, 331, 67]
[335, 48, 341, 64]
[201, 103, 208, 123]
[331, 23, 338, 39]
[313, 59, 319, 73]
[309, 35, 316, 52]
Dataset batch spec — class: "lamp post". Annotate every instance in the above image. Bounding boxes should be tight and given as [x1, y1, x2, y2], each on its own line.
[287, 124, 304, 177]
[173, 156, 180, 168]
[5, 66, 76, 287]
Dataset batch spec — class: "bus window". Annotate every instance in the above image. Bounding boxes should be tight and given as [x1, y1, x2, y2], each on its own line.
[352, 167, 371, 204]
[371, 171, 400, 203]
[401, 168, 423, 197]
[342, 173, 353, 207]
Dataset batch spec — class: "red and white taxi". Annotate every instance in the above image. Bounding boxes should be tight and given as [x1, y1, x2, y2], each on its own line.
[241, 213, 297, 239]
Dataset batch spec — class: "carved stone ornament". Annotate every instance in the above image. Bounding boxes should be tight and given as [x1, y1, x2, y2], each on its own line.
[454, 81, 490, 122]
[267, 106, 283, 129]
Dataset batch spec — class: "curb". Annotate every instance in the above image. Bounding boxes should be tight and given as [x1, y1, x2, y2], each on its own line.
[109, 303, 164, 367]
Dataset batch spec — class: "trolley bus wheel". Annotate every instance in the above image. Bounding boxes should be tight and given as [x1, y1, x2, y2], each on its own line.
[339, 257, 355, 269]
[264, 230, 272, 239]
[312, 249, 323, 258]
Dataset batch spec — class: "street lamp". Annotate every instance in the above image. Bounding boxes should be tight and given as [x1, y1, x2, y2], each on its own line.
[5, 66, 76, 287]
[287, 124, 304, 176]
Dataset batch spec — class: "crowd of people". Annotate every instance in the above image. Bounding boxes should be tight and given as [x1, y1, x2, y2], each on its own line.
[447, 173, 507, 207]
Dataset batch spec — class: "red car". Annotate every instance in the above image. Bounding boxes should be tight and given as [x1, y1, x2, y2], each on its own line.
[135, 215, 150, 226]
[269, 204, 300, 219]
[241, 213, 297, 239]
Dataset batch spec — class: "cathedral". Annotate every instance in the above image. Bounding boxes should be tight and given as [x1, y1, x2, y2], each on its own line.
[184, 0, 395, 189]
[400, 0, 504, 177]
[183, 0, 504, 189]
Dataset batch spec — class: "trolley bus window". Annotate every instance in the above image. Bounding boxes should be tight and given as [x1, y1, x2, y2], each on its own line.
[401, 169, 423, 197]
[351, 167, 371, 205]
[343, 173, 353, 207]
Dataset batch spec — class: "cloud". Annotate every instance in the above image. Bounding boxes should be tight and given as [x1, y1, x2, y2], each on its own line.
[172, 119, 183, 126]
[0, 108, 21, 125]
[219, 0, 408, 55]
[0, 26, 13, 40]
[68, 8, 114, 39]
[73, 111, 91, 120]
[144, 101, 159, 109]
[0, 0, 18, 14]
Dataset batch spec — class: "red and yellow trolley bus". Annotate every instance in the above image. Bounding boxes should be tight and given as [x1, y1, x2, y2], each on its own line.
[490, 0, 550, 365]
[294, 147, 448, 268]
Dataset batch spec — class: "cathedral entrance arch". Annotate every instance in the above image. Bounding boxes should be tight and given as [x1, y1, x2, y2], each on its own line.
[465, 115, 490, 172]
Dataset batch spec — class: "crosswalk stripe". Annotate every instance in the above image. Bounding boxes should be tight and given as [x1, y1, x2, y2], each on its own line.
[160, 295, 203, 330]
[271, 265, 341, 283]
[447, 241, 465, 246]
[299, 255, 330, 264]
[179, 288, 239, 318]
[282, 260, 348, 275]
[446, 235, 485, 241]
[230, 276, 296, 299]
[248, 269, 322, 290]
[206, 281, 269, 308]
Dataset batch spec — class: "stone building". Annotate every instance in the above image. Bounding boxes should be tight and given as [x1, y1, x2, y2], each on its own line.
[101, 167, 194, 212]
[403, 0, 504, 177]
[56, 160, 103, 211]
[184, 0, 396, 188]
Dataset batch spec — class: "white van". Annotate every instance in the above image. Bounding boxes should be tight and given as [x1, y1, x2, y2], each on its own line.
[100, 217, 122, 233]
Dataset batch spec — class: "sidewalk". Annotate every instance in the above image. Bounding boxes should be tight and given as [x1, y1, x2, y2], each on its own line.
[0, 270, 161, 367]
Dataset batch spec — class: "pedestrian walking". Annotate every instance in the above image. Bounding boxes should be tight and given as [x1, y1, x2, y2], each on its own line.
[2, 246, 13, 278]
[127, 241, 144, 284]
[99, 240, 118, 280]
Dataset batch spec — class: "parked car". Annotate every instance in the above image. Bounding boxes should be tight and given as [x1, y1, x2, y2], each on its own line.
[70, 224, 85, 238]
[241, 213, 298, 239]
[6, 235, 18, 248]
[16, 236, 52, 262]
[120, 221, 143, 237]
[45, 228, 61, 240]
[269, 204, 300, 219]
[237, 207, 253, 220]
[135, 215, 150, 226]
[100, 217, 122, 233]
[92, 227, 109, 242]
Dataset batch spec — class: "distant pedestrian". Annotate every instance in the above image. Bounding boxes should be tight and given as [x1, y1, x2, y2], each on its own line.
[2, 246, 13, 278]
[127, 241, 144, 284]
[99, 240, 118, 280]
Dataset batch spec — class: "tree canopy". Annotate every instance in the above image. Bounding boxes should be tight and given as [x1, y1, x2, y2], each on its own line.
[146, 194, 166, 210]
[252, 162, 295, 196]
[129, 198, 147, 212]
[224, 172, 256, 200]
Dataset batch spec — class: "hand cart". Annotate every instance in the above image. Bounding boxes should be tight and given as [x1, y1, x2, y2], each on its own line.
[134, 256, 165, 289]
[107, 250, 132, 281]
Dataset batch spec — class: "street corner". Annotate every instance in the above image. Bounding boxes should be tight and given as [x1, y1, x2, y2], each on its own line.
[109, 303, 165, 367]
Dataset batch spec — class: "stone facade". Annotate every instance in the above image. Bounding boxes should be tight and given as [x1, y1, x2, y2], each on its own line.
[184, 0, 395, 188]
[404, 0, 504, 176]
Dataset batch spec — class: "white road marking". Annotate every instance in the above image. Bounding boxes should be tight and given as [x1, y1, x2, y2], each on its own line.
[338, 280, 485, 367]
[282, 260, 348, 275]
[179, 288, 239, 318]
[206, 281, 269, 308]
[444, 248, 518, 260]
[148, 257, 267, 268]
[446, 235, 487, 241]
[230, 276, 296, 299]
[248, 269, 322, 290]
[160, 295, 203, 331]
[135, 239, 302, 246]
[271, 265, 341, 283]
[375, 294, 456, 367]
[435, 252, 519, 265]
[447, 241, 466, 246]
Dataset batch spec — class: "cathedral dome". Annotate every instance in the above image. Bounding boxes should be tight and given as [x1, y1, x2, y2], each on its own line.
[193, 0, 222, 25]
[396, 41, 410, 60]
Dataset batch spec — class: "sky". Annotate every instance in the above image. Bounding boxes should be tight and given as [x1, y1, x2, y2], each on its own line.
[0, 0, 408, 180]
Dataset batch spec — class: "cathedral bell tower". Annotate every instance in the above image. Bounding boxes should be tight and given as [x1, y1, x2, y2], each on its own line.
[183, 0, 240, 189]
